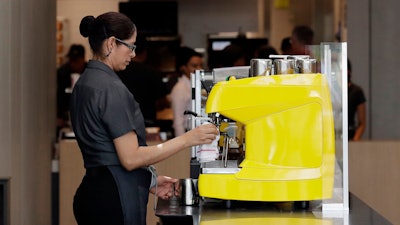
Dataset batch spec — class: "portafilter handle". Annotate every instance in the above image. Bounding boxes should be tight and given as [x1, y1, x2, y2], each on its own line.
[184, 110, 219, 125]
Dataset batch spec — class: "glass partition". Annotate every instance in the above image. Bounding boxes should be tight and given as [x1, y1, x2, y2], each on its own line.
[309, 42, 349, 212]
[191, 42, 349, 214]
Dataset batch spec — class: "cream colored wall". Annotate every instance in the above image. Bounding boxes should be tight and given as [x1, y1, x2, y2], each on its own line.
[57, 0, 126, 61]
[349, 0, 400, 140]
[349, 141, 400, 225]
[269, 1, 293, 52]
[0, 0, 56, 224]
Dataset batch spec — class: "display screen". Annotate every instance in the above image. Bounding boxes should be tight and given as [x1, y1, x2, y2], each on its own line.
[119, 2, 178, 36]
[211, 41, 231, 51]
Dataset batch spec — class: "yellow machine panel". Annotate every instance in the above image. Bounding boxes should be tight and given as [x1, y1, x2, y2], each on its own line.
[199, 73, 335, 201]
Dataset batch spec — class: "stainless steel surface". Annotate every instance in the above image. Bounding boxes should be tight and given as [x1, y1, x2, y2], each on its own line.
[212, 66, 250, 82]
[250, 59, 272, 76]
[201, 160, 241, 174]
[221, 135, 229, 168]
[156, 199, 201, 225]
[297, 58, 317, 73]
[274, 59, 295, 74]
[178, 178, 199, 206]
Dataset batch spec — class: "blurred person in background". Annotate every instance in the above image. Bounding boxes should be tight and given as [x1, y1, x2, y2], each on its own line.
[117, 34, 168, 127]
[57, 44, 87, 131]
[290, 25, 314, 55]
[347, 59, 366, 141]
[280, 36, 292, 55]
[170, 46, 204, 137]
[254, 45, 278, 59]
[217, 43, 248, 67]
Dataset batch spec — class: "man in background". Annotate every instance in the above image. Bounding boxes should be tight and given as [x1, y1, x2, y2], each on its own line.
[290, 25, 314, 55]
[117, 35, 168, 128]
[57, 44, 87, 131]
[280, 36, 292, 55]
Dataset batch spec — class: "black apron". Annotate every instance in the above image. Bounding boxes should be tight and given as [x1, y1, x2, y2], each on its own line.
[108, 165, 151, 225]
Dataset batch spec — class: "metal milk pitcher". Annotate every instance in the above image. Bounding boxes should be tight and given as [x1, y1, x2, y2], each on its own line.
[250, 59, 272, 76]
[274, 59, 295, 75]
[178, 178, 199, 206]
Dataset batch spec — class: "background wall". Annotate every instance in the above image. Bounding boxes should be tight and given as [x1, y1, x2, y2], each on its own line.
[57, 0, 337, 50]
[369, 0, 400, 139]
[58, 0, 400, 138]
[0, 0, 56, 224]
[57, 0, 333, 60]
[56, 0, 262, 60]
[347, 0, 400, 139]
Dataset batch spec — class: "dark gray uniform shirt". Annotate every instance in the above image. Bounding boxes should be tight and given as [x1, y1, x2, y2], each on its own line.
[70, 60, 152, 225]
[70, 60, 147, 168]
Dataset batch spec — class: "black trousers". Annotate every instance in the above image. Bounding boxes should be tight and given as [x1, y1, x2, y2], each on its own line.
[73, 167, 124, 225]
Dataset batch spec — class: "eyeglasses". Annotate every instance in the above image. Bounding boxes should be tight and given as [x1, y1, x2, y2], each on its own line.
[115, 38, 136, 52]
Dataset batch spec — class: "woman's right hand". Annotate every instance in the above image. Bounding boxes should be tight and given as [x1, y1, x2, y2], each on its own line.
[183, 123, 219, 146]
[114, 122, 219, 171]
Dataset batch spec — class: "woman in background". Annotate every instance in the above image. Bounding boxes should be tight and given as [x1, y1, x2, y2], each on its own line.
[347, 59, 366, 141]
[70, 12, 218, 225]
[170, 46, 203, 137]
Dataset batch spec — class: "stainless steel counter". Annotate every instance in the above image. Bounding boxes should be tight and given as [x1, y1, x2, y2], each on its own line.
[155, 193, 392, 225]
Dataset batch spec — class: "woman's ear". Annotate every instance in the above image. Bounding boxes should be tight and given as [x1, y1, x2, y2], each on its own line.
[104, 37, 115, 57]
[107, 37, 115, 51]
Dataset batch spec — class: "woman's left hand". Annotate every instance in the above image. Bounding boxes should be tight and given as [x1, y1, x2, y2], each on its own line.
[150, 176, 178, 200]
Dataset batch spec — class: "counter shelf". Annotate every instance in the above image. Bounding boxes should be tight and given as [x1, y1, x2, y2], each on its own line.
[201, 160, 241, 174]
[155, 193, 392, 225]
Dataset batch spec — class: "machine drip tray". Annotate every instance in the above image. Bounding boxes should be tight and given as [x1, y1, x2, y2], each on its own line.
[201, 160, 241, 174]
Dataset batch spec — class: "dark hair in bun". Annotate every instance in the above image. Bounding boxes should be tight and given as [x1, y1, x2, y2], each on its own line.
[79, 12, 136, 55]
[79, 16, 95, 38]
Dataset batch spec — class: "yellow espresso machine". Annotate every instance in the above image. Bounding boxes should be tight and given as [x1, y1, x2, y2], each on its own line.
[191, 58, 335, 202]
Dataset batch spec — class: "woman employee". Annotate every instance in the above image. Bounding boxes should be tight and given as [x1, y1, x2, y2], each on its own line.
[70, 12, 218, 225]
